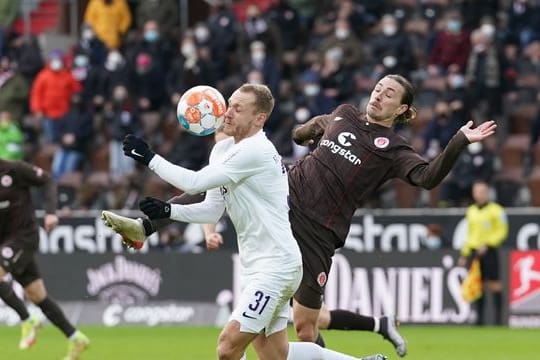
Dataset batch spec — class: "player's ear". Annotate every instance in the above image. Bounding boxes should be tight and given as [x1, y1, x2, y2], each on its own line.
[255, 112, 267, 126]
[395, 104, 408, 116]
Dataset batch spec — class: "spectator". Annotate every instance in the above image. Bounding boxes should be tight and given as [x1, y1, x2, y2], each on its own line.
[5, 33, 44, 83]
[126, 20, 177, 74]
[84, 0, 132, 50]
[464, 29, 504, 122]
[0, 0, 19, 58]
[105, 84, 140, 183]
[72, 23, 107, 67]
[242, 41, 280, 97]
[506, 0, 540, 48]
[0, 55, 29, 123]
[86, 49, 128, 112]
[30, 50, 82, 144]
[0, 110, 24, 160]
[51, 93, 94, 180]
[371, 14, 416, 78]
[439, 141, 495, 207]
[318, 18, 363, 69]
[206, 1, 240, 80]
[458, 181, 508, 325]
[238, 3, 282, 61]
[428, 9, 471, 74]
[127, 52, 166, 114]
[135, 0, 178, 36]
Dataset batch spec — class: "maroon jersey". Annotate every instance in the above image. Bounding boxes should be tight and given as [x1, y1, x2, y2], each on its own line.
[288, 104, 468, 247]
[0, 159, 56, 248]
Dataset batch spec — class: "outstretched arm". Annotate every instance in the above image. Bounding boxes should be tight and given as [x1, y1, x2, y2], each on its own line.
[408, 120, 496, 189]
[292, 114, 333, 145]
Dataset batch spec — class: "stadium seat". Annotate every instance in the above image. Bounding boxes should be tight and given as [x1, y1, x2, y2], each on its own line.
[508, 104, 536, 134]
[90, 143, 110, 172]
[499, 134, 530, 168]
[32, 143, 57, 172]
[393, 179, 419, 208]
[494, 167, 524, 207]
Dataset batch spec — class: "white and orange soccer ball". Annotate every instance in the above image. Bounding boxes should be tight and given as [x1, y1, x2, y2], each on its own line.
[176, 85, 226, 136]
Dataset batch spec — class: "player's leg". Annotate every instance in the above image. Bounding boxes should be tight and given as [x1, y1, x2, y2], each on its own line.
[102, 192, 205, 248]
[483, 247, 503, 325]
[0, 241, 41, 349]
[318, 305, 407, 357]
[216, 320, 258, 359]
[18, 260, 89, 359]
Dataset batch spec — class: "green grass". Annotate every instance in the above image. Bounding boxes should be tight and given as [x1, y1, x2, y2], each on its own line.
[0, 325, 537, 359]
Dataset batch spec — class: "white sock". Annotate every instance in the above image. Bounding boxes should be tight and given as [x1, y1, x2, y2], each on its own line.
[287, 342, 359, 360]
[239, 354, 247, 360]
[373, 317, 380, 333]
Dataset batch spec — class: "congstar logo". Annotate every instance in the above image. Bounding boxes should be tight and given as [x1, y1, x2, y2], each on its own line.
[320, 132, 361, 165]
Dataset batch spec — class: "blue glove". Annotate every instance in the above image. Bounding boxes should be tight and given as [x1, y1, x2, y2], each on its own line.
[123, 134, 155, 165]
[139, 197, 171, 219]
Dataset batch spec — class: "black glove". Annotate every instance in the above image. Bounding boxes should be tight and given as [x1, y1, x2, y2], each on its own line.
[139, 197, 171, 219]
[123, 134, 155, 165]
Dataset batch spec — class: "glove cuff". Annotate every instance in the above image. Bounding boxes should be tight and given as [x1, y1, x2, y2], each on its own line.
[143, 150, 156, 166]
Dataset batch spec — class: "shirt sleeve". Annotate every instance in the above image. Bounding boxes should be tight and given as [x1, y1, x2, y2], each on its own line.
[486, 205, 508, 248]
[405, 131, 469, 189]
[148, 142, 264, 194]
[15, 161, 57, 213]
[170, 187, 225, 224]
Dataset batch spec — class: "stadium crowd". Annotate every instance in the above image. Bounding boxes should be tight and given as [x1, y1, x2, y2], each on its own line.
[0, 0, 539, 214]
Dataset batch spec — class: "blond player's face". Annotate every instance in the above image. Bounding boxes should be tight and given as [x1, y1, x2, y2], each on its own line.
[366, 77, 406, 122]
[223, 90, 259, 140]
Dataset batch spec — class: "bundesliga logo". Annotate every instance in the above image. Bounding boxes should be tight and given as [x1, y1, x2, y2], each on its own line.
[510, 251, 540, 313]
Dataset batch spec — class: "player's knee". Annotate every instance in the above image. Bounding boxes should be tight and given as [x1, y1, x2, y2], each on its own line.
[216, 337, 239, 360]
[294, 319, 318, 342]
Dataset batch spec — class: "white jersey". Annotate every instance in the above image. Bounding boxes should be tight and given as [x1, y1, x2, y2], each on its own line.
[148, 130, 302, 275]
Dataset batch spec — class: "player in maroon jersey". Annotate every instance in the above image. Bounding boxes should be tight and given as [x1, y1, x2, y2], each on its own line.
[0, 159, 89, 358]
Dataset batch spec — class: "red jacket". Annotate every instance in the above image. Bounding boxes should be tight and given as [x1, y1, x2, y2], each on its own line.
[428, 30, 471, 71]
[30, 67, 82, 119]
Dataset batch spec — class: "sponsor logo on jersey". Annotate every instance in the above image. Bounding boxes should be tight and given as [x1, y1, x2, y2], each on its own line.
[320, 132, 361, 165]
[1, 175, 12, 187]
[317, 272, 327, 287]
[1, 247, 13, 259]
[374, 137, 390, 149]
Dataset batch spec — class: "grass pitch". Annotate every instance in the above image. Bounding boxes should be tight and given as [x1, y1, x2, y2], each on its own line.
[0, 325, 536, 359]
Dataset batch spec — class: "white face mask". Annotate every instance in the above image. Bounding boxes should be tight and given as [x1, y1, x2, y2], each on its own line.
[251, 50, 265, 62]
[382, 24, 397, 36]
[194, 26, 210, 42]
[382, 55, 397, 68]
[467, 142, 482, 154]
[335, 29, 349, 40]
[50, 59, 63, 71]
[481, 24, 496, 38]
[181, 44, 196, 57]
[304, 84, 320, 97]
[295, 108, 310, 123]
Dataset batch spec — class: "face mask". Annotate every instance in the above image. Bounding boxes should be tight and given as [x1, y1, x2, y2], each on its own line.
[450, 74, 464, 88]
[74, 55, 89, 68]
[194, 26, 210, 43]
[447, 20, 461, 33]
[247, 76, 262, 85]
[383, 55, 397, 68]
[382, 25, 397, 36]
[304, 84, 320, 97]
[481, 24, 496, 38]
[50, 59, 63, 71]
[82, 29, 94, 41]
[251, 50, 265, 62]
[467, 142, 482, 154]
[181, 44, 196, 57]
[335, 29, 349, 40]
[295, 108, 310, 123]
[144, 30, 159, 43]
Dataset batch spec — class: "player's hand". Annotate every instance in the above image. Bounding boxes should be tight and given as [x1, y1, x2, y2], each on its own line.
[205, 232, 223, 251]
[44, 214, 59, 233]
[139, 197, 171, 219]
[459, 120, 497, 143]
[457, 256, 467, 268]
[123, 134, 155, 165]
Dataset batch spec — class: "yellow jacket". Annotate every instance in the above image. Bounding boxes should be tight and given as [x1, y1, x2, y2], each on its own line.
[84, 0, 132, 49]
[461, 202, 508, 257]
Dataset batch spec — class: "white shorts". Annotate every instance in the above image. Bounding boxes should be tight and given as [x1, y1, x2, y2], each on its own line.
[230, 266, 302, 336]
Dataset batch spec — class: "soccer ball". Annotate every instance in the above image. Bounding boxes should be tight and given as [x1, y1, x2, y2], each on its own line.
[176, 85, 227, 136]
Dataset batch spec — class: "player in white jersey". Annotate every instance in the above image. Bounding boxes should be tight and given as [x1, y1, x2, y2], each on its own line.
[107, 84, 387, 360]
